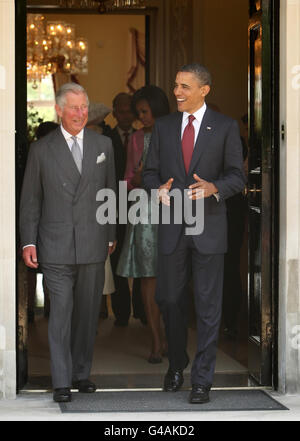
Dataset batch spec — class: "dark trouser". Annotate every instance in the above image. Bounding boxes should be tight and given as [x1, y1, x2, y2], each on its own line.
[42, 262, 105, 389]
[156, 234, 224, 388]
[110, 223, 145, 323]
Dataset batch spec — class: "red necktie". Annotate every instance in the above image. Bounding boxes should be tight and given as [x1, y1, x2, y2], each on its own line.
[182, 115, 195, 174]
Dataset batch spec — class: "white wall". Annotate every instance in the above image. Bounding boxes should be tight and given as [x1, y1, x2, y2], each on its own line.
[279, 0, 300, 394]
[0, 0, 16, 399]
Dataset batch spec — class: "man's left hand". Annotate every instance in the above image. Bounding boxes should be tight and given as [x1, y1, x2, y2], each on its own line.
[108, 241, 117, 255]
[188, 174, 218, 200]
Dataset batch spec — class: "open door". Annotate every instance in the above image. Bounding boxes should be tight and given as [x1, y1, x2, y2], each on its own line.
[16, 0, 29, 391]
[247, 0, 279, 386]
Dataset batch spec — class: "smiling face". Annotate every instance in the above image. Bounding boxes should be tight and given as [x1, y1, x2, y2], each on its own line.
[55, 91, 89, 135]
[174, 71, 210, 114]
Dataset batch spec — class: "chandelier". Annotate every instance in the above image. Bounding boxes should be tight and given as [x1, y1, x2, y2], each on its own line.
[27, 14, 88, 87]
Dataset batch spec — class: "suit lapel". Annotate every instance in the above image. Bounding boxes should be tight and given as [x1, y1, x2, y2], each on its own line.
[48, 128, 81, 195]
[188, 108, 215, 176]
[173, 112, 186, 177]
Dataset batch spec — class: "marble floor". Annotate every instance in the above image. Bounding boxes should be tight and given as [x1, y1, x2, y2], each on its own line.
[25, 305, 249, 391]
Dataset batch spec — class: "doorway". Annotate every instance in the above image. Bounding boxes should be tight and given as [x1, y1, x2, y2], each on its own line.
[16, 0, 279, 392]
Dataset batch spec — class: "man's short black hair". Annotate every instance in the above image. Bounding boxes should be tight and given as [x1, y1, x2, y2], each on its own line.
[112, 92, 132, 110]
[179, 63, 212, 87]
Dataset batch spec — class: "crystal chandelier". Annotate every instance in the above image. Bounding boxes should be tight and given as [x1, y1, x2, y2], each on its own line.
[27, 14, 88, 87]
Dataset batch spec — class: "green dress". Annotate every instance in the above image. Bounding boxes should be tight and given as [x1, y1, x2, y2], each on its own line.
[117, 133, 158, 278]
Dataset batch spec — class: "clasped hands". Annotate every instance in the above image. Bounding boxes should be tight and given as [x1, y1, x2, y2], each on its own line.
[158, 174, 218, 206]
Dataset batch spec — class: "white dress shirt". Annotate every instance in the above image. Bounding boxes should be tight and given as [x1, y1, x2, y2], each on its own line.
[117, 126, 134, 146]
[181, 103, 207, 146]
[181, 103, 219, 201]
[61, 124, 84, 156]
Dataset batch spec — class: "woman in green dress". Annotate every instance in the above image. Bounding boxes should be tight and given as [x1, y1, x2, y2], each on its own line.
[117, 85, 170, 363]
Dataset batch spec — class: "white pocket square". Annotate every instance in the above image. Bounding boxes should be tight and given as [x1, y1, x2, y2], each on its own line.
[97, 153, 106, 164]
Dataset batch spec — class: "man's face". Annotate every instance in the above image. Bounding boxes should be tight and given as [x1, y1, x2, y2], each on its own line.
[55, 92, 89, 135]
[174, 71, 210, 114]
[113, 101, 135, 131]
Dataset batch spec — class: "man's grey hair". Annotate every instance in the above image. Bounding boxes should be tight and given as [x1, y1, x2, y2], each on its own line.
[55, 82, 90, 109]
[179, 63, 212, 87]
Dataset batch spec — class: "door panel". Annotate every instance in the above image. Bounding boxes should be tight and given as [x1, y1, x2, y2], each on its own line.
[247, 0, 279, 386]
[16, 0, 29, 391]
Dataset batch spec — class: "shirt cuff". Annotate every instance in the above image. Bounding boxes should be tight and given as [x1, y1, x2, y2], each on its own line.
[109, 242, 114, 246]
[23, 244, 36, 249]
[213, 193, 220, 202]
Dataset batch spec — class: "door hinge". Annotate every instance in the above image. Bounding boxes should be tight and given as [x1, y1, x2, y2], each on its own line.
[281, 124, 285, 141]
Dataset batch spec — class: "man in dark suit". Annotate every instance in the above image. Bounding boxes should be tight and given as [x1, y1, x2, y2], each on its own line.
[143, 64, 245, 404]
[20, 83, 116, 403]
[106, 93, 146, 327]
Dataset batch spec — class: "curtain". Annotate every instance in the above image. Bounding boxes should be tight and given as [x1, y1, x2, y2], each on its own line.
[127, 28, 146, 94]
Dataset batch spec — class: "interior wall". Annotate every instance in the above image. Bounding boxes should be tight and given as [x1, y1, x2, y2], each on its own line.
[0, 0, 16, 399]
[193, 0, 249, 124]
[279, 0, 300, 395]
[42, 13, 145, 127]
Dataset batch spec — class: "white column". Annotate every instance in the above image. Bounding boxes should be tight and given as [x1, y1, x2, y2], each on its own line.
[0, 0, 16, 399]
[279, 0, 300, 394]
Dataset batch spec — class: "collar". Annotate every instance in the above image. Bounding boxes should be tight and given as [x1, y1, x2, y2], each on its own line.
[60, 124, 84, 141]
[183, 102, 207, 123]
[117, 126, 133, 136]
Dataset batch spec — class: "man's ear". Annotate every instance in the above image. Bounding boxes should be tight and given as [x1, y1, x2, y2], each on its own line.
[202, 85, 211, 98]
[55, 104, 62, 119]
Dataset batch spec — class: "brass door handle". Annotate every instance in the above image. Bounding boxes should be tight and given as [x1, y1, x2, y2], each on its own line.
[247, 184, 262, 196]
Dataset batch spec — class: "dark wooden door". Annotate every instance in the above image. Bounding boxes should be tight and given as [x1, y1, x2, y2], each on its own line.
[247, 0, 279, 386]
[16, 0, 29, 391]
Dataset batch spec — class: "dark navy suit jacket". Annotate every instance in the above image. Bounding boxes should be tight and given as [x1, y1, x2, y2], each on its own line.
[143, 107, 246, 256]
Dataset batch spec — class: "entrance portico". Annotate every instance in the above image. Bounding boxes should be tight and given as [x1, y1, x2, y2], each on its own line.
[1, 0, 300, 399]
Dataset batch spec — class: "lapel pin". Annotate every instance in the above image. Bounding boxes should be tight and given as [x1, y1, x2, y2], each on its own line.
[207, 126, 212, 131]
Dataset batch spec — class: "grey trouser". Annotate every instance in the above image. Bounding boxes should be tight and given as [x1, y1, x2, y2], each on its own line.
[41, 263, 105, 389]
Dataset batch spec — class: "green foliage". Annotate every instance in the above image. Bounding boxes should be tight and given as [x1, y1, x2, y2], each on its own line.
[27, 105, 44, 143]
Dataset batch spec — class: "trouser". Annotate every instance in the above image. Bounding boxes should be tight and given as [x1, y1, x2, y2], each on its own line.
[41, 262, 105, 389]
[156, 234, 224, 388]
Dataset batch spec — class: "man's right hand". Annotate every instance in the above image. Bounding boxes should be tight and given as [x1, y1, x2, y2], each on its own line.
[158, 178, 174, 206]
[22, 246, 39, 269]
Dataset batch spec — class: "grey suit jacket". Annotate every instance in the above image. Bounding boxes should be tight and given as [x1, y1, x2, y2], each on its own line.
[143, 108, 246, 256]
[20, 127, 116, 264]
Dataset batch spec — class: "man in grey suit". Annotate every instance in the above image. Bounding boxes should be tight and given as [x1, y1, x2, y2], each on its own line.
[143, 64, 245, 404]
[20, 83, 116, 403]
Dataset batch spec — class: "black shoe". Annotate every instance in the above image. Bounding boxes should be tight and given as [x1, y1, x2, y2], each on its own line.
[163, 368, 184, 392]
[189, 384, 210, 404]
[72, 379, 96, 393]
[53, 388, 72, 403]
